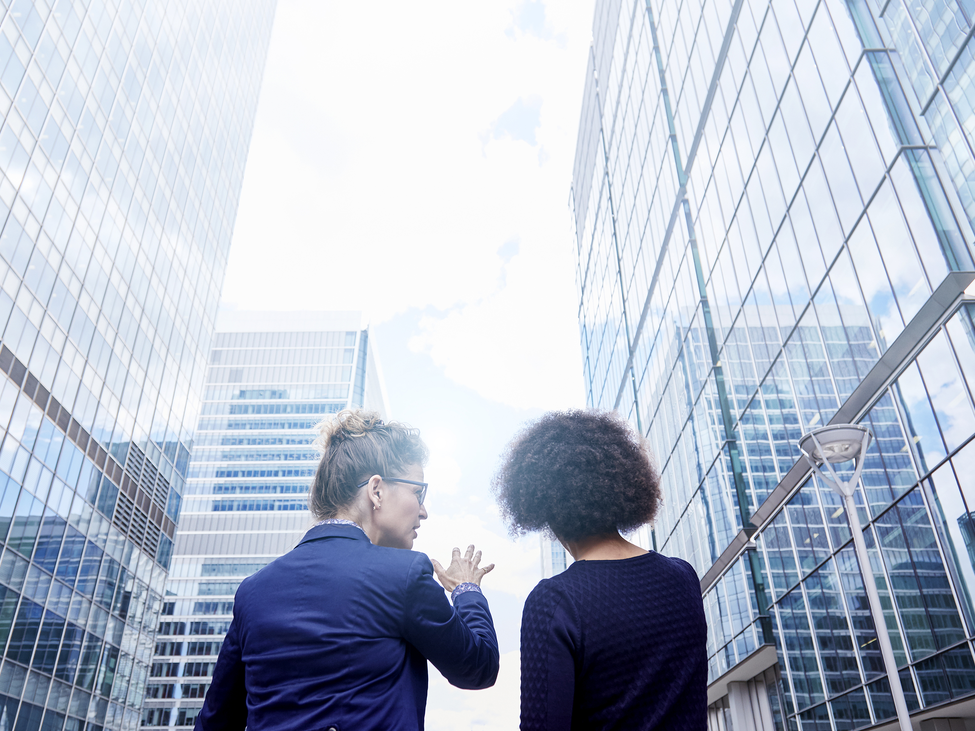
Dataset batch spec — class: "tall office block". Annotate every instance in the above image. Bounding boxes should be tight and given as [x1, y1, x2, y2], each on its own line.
[572, 0, 975, 727]
[0, 1, 274, 729]
[540, 537, 570, 578]
[141, 311, 386, 729]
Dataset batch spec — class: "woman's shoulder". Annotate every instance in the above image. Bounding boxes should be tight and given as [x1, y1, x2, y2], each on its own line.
[659, 554, 703, 589]
[528, 574, 564, 596]
[524, 574, 572, 614]
[624, 553, 703, 603]
[373, 545, 433, 569]
[623, 552, 700, 587]
[648, 551, 698, 576]
[557, 552, 700, 592]
[239, 541, 430, 591]
[366, 546, 439, 588]
[333, 543, 436, 582]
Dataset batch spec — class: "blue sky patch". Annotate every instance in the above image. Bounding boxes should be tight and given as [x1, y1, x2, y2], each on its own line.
[513, 1, 550, 38]
[492, 96, 542, 146]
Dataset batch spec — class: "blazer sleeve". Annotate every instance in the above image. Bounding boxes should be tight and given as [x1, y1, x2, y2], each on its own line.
[520, 581, 577, 731]
[400, 553, 500, 690]
[195, 611, 247, 731]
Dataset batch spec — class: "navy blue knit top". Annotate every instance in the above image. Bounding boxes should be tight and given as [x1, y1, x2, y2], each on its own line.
[520, 551, 708, 730]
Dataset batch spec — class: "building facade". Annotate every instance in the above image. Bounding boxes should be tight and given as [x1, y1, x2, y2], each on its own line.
[141, 311, 386, 729]
[571, 0, 975, 728]
[0, 1, 275, 729]
[540, 536, 571, 577]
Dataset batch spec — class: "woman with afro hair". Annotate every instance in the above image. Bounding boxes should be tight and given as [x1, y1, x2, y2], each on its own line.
[494, 409, 707, 730]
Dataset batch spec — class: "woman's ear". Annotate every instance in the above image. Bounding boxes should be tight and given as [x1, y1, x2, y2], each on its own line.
[367, 475, 383, 510]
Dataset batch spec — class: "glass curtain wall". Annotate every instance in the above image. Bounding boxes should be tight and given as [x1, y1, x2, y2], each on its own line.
[571, 0, 975, 727]
[140, 313, 385, 730]
[0, 1, 274, 730]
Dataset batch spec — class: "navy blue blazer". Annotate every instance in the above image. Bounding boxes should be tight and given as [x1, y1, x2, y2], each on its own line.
[195, 523, 500, 731]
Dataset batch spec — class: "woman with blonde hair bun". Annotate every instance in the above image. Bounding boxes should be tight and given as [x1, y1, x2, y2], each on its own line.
[196, 409, 499, 731]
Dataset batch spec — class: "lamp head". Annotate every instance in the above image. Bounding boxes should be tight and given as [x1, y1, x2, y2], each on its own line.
[798, 424, 872, 465]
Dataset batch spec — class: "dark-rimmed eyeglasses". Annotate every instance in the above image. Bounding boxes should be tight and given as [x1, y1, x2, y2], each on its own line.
[356, 476, 428, 505]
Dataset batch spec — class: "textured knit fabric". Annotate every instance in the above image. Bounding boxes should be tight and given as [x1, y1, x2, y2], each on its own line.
[520, 551, 707, 731]
[196, 523, 499, 731]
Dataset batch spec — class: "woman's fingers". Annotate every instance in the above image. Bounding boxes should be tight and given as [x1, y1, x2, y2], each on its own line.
[440, 546, 493, 586]
[431, 559, 448, 588]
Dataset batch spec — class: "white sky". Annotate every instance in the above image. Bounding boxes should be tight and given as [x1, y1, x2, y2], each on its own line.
[220, 1, 596, 727]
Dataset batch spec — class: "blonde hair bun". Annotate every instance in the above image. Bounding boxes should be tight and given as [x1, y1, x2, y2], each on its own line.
[314, 409, 385, 455]
[309, 408, 429, 520]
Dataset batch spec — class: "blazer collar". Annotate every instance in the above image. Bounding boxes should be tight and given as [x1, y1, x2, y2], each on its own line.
[298, 522, 371, 547]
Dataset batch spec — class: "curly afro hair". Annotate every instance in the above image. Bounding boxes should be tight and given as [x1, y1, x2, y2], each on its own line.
[492, 410, 661, 542]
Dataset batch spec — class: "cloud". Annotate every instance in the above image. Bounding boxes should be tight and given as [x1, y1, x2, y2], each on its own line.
[497, 238, 519, 263]
[221, 0, 594, 410]
[491, 96, 543, 146]
[513, 1, 549, 37]
[422, 428, 463, 496]
[508, 0, 565, 44]
[408, 238, 586, 411]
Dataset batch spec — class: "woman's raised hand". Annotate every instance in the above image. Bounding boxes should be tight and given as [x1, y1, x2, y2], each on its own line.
[432, 545, 495, 592]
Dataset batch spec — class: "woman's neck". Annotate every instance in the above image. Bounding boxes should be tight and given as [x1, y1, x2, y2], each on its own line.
[333, 506, 376, 544]
[560, 532, 648, 562]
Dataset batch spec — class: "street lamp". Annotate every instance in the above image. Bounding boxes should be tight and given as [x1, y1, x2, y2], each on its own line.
[798, 424, 912, 731]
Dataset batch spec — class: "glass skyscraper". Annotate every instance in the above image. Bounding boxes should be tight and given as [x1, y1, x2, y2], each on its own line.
[0, 1, 275, 729]
[571, 0, 975, 727]
[141, 311, 386, 729]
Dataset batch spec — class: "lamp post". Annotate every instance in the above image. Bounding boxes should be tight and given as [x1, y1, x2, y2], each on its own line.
[798, 424, 912, 731]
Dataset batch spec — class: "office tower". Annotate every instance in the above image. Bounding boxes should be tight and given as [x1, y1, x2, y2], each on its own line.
[0, 1, 275, 729]
[141, 311, 386, 729]
[540, 537, 570, 577]
[571, 0, 975, 727]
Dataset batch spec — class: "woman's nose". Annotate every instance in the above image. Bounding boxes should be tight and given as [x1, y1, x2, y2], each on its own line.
[419, 504, 428, 520]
